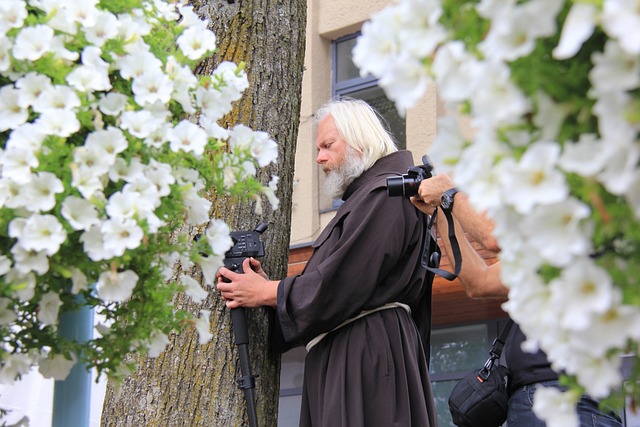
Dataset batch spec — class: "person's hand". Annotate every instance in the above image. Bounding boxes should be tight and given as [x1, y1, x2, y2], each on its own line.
[247, 257, 269, 280]
[410, 173, 456, 213]
[216, 258, 278, 308]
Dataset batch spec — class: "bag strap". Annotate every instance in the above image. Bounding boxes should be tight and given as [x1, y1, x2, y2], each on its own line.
[490, 318, 514, 359]
[425, 206, 461, 281]
[478, 319, 514, 381]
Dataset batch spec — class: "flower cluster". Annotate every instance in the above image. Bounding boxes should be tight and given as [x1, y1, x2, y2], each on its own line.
[356, 0, 640, 424]
[0, 0, 278, 385]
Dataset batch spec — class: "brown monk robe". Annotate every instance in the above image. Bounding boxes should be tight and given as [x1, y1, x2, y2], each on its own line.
[273, 150, 437, 427]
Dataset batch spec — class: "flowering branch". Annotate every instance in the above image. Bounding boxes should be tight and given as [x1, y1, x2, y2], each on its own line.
[355, 0, 640, 424]
[0, 0, 279, 389]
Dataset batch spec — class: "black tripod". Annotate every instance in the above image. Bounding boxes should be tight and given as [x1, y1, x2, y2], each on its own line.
[222, 223, 267, 427]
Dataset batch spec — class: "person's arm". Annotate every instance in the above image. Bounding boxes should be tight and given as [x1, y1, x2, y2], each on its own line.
[411, 173, 499, 251]
[436, 208, 507, 299]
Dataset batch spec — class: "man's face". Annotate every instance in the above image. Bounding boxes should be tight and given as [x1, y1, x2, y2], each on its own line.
[316, 114, 366, 199]
[316, 114, 348, 173]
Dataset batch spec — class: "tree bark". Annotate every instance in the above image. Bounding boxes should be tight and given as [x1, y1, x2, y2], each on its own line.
[100, 1, 306, 426]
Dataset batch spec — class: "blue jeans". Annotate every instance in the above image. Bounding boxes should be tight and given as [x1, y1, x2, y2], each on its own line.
[507, 380, 622, 426]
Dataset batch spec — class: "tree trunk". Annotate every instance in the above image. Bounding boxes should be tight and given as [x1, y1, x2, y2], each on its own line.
[100, 1, 306, 426]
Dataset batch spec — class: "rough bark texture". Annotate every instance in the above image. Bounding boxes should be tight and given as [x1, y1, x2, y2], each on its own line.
[100, 1, 306, 426]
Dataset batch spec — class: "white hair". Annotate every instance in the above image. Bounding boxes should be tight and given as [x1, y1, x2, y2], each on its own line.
[315, 97, 398, 170]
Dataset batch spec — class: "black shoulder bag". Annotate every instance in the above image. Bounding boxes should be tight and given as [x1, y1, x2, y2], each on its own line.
[448, 318, 514, 427]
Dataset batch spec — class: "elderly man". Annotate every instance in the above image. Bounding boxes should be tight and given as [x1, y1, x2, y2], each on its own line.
[217, 98, 437, 427]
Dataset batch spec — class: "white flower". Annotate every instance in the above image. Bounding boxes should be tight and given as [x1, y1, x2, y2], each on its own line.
[433, 41, 478, 103]
[499, 142, 568, 214]
[211, 61, 249, 102]
[0, 0, 28, 33]
[120, 110, 163, 139]
[262, 175, 280, 211]
[84, 10, 120, 47]
[0, 298, 17, 325]
[0, 36, 11, 72]
[0, 145, 39, 184]
[101, 218, 144, 257]
[12, 24, 54, 61]
[550, 258, 614, 330]
[38, 352, 77, 381]
[34, 109, 80, 137]
[204, 219, 233, 256]
[71, 165, 105, 199]
[98, 92, 129, 116]
[194, 309, 213, 344]
[11, 244, 49, 275]
[96, 270, 139, 303]
[564, 350, 623, 399]
[168, 120, 208, 156]
[38, 291, 63, 326]
[132, 69, 174, 106]
[198, 253, 224, 287]
[195, 87, 227, 120]
[10, 214, 67, 256]
[61, 196, 101, 231]
[33, 85, 81, 113]
[469, 60, 530, 129]
[181, 274, 208, 304]
[521, 198, 592, 266]
[85, 126, 128, 159]
[602, 0, 640, 55]
[146, 331, 170, 358]
[249, 131, 278, 167]
[558, 134, 608, 177]
[23, 171, 65, 212]
[66, 46, 112, 92]
[553, 3, 597, 59]
[117, 50, 163, 80]
[6, 122, 46, 153]
[70, 267, 88, 294]
[177, 26, 216, 60]
[589, 40, 640, 95]
[429, 116, 466, 173]
[0, 353, 33, 385]
[80, 224, 116, 261]
[0, 86, 29, 131]
[379, 58, 430, 116]
[0, 256, 11, 276]
[15, 72, 52, 108]
[532, 387, 579, 427]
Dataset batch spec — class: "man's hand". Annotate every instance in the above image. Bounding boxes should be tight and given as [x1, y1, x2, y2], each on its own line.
[410, 173, 456, 213]
[216, 258, 278, 308]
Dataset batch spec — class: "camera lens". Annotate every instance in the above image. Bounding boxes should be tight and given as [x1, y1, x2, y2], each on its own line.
[387, 177, 406, 197]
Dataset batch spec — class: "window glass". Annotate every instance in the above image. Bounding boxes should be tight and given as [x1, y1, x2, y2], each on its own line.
[431, 380, 460, 427]
[430, 324, 489, 374]
[335, 36, 361, 83]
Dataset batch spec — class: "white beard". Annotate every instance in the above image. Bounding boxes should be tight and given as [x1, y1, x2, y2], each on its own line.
[323, 147, 367, 199]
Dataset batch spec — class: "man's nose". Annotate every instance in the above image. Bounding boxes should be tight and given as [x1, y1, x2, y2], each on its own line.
[316, 151, 327, 164]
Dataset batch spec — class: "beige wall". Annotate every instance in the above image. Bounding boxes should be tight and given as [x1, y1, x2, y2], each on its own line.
[289, 0, 441, 246]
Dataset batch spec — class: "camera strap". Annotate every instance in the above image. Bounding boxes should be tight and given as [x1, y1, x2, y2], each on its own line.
[424, 206, 461, 281]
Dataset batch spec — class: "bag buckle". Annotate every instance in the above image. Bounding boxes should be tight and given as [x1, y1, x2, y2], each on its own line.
[477, 357, 496, 382]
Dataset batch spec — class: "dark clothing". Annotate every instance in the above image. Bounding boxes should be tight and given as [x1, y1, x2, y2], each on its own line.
[508, 380, 622, 426]
[504, 323, 558, 395]
[504, 324, 622, 426]
[272, 151, 437, 427]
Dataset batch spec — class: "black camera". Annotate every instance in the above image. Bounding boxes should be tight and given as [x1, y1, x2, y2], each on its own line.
[223, 223, 268, 274]
[386, 155, 433, 197]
